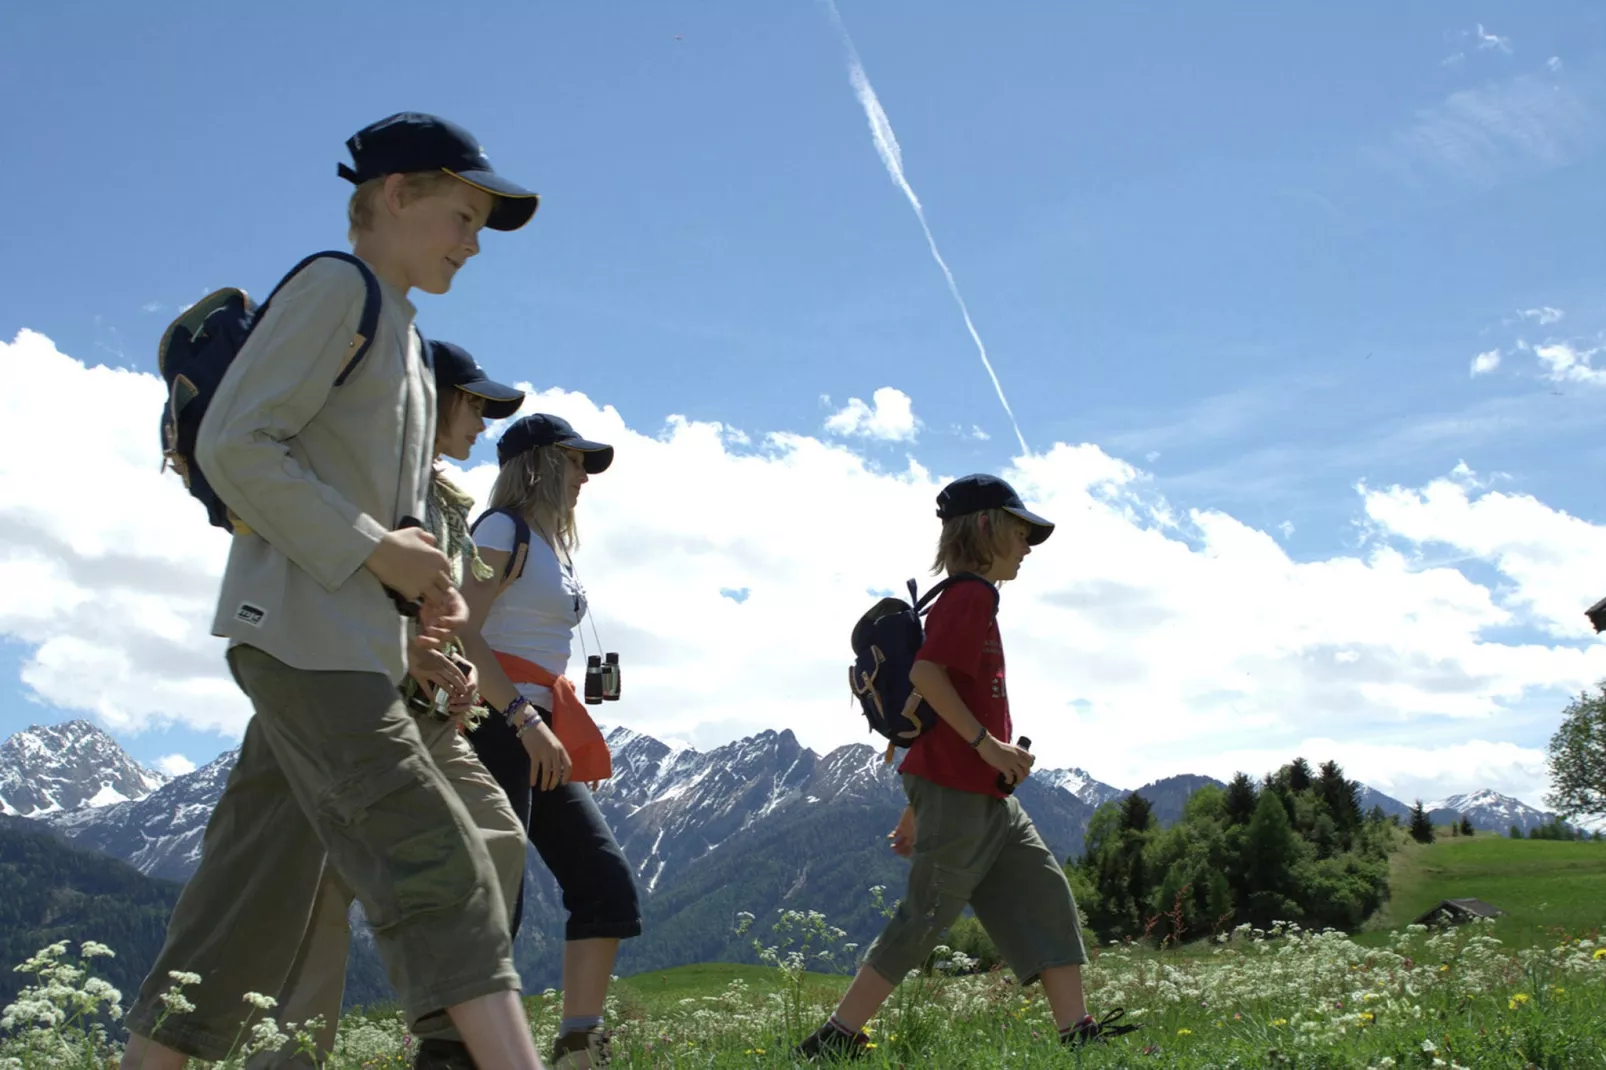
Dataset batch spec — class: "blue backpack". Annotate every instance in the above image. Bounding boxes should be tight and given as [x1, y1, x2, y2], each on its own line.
[850, 573, 996, 758]
[157, 251, 381, 532]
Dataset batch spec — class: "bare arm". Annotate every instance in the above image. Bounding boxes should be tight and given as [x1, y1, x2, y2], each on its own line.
[909, 659, 1034, 785]
[458, 547, 573, 790]
[458, 548, 521, 712]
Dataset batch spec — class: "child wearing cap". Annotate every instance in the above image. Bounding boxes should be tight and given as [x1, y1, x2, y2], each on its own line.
[456, 414, 641, 1070]
[120, 115, 548, 1070]
[257, 340, 535, 1070]
[794, 475, 1137, 1061]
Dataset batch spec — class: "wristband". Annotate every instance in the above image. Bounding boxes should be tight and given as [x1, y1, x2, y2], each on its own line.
[968, 725, 988, 749]
[504, 695, 538, 730]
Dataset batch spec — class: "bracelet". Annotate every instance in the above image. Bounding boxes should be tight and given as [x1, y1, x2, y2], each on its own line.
[503, 695, 530, 725]
[504, 696, 541, 733]
[968, 725, 988, 749]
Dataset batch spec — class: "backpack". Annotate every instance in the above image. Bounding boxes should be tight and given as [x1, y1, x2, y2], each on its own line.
[850, 573, 997, 759]
[469, 507, 533, 584]
[158, 251, 382, 532]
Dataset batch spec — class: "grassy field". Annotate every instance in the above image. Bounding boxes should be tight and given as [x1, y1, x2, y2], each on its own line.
[6, 836, 1606, 1067]
[1363, 833, 1606, 948]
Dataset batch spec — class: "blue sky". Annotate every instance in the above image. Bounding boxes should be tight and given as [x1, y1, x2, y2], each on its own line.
[3, 2, 1606, 808]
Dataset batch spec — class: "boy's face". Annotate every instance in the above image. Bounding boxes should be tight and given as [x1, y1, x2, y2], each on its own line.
[394, 179, 496, 295]
[990, 517, 1034, 582]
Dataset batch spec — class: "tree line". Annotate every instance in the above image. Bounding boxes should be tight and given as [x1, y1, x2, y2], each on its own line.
[1068, 757, 1396, 945]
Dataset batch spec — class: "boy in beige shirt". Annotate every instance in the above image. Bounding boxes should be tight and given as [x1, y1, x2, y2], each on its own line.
[122, 113, 545, 1070]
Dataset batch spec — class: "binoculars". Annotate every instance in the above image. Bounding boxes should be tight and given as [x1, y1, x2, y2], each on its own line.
[584, 653, 622, 705]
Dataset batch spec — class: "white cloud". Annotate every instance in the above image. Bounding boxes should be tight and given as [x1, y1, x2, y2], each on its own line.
[1535, 341, 1606, 384]
[969, 425, 990, 442]
[1519, 307, 1565, 325]
[4, 330, 1606, 810]
[1548, 57, 1564, 74]
[1475, 24, 1512, 54]
[155, 753, 196, 776]
[824, 386, 920, 441]
[1383, 64, 1604, 188]
[1471, 349, 1501, 376]
[1277, 521, 1295, 540]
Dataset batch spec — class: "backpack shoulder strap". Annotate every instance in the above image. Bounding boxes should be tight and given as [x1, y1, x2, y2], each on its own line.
[255, 251, 382, 387]
[469, 508, 531, 583]
[915, 571, 999, 615]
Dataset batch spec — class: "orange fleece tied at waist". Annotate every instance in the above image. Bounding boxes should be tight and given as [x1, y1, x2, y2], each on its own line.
[492, 650, 613, 785]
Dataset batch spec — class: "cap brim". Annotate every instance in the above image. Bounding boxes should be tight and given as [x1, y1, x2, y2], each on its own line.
[1003, 506, 1055, 545]
[561, 439, 614, 474]
[446, 169, 540, 231]
[456, 379, 524, 420]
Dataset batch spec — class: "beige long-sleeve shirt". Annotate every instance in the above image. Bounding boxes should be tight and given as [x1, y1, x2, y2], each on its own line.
[196, 255, 434, 684]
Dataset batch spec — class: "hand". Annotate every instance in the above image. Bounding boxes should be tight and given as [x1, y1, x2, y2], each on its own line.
[418, 586, 470, 643]
[365, 528, 451, 603]
[978, 735, 1034, 787]
[407, 644, 472, 710]
[521, 719, 572, 792]
[888, 806, 916, 858]
[448, 659, 479, 717]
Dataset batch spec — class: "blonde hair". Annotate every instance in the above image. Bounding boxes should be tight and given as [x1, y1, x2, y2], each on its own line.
[932, 508, 1029, 576]
[486, 445, 579, 555]
[346, 172, 462, 244]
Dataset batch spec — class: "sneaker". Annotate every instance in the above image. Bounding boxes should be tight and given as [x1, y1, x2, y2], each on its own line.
[792, 1022, 870, 1062]
[551, 1026, 612, 1069]
[1063, 1009, 1140, 1046]
[412, 1038, 477, 1070]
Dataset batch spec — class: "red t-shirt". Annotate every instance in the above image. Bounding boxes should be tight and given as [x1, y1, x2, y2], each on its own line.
[898, 579, 1011, 798]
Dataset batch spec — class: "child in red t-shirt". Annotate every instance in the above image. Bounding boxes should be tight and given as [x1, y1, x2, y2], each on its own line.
[795, 474, 1137, 1059]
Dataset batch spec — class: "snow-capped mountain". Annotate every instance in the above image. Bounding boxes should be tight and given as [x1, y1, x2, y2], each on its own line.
[1427, 790, 1571, 836]
[1036, 766, 1126, 810]
[0, 720, 166, 816]
[31, 722, 1093, 883]
[45, 747, 237, 880]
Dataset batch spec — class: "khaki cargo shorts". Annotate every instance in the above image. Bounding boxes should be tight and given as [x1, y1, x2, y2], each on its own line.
[865, 774, 1088, 985]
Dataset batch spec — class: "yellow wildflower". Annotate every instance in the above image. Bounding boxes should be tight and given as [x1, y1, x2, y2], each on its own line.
[1272, 1018, 1288, 1027]
[1508, 993, 1531, 1010]
[1594, 948, 1606, 961]
[1177, 1028, 1193, 1036]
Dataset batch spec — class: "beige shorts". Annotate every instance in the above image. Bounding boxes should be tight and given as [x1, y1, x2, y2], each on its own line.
[124, 645, 521, 1061]
[865, 774, 1088, 985]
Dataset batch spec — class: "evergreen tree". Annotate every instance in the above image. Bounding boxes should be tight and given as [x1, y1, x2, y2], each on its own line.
[1408, 800, 1435, 844]
[1509, 823, 1522, 839]
[1119, 791, 1155, 833]
[1315, 760, 1363, 838]
[1223, 772, 1259, 826]
[1286, 756, 1314, 793]
[1242, 790, 1300, 926]
[1458, 815, 1474, 837]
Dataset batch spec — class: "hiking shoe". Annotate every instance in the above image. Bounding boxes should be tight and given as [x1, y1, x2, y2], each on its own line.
[412, 1038, 477, 1070]
[551, 1026, 612, 1069]
[792, 1023, 870, 1061]
[1063, 1009, 1140, 1046]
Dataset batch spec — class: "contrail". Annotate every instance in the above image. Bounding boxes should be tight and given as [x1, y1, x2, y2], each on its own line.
[821, 0, 1030, 456]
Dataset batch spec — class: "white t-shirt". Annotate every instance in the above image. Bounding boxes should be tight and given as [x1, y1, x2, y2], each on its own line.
[473, 511, 588, 710]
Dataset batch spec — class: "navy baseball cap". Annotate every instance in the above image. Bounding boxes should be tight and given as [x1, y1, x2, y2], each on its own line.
[338, 112, 540, 232]
[497, 413, 614, 473]
[936, 474, 1055, 545]
[428, 341, 524, 420]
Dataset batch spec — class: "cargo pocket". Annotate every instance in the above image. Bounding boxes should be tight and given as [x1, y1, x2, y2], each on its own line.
[316, 754, 479, 932]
